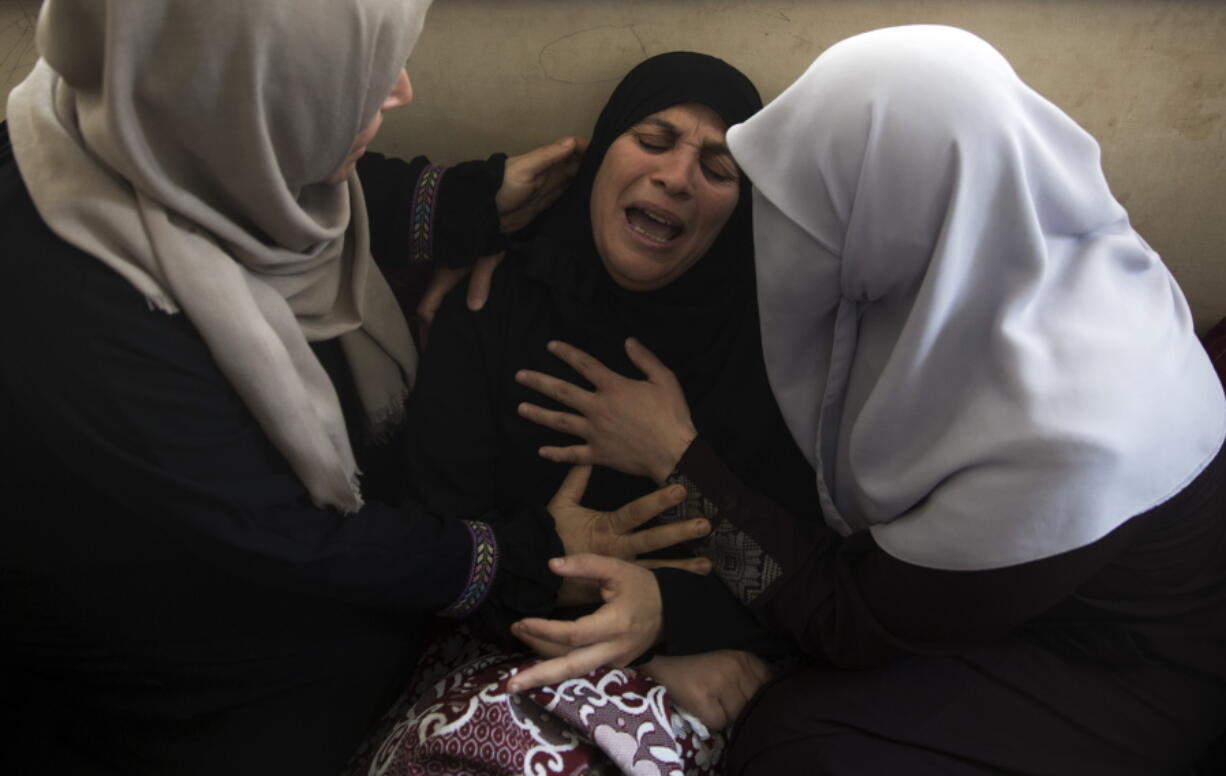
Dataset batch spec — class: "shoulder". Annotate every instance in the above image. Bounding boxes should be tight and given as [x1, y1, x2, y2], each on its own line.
[0, 143, 221, 399]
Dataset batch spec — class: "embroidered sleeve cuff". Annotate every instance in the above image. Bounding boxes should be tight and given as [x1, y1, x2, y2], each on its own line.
[461, 506, 563, 649]
[437, 519, 499, 618]
[409, 163, 448, 265]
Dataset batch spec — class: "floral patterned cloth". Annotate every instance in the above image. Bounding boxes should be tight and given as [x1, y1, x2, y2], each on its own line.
[347, 627, 723, 776]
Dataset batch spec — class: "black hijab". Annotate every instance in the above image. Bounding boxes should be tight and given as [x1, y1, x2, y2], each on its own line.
[516, 53, 813, 507]
[526, 51, 760, 312]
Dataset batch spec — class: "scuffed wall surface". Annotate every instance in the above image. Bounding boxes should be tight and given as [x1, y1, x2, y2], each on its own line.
[0, 1, 38, 106]
[4, 0, 1223, 329]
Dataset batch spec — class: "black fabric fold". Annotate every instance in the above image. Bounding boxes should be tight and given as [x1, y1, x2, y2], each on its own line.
[436, 154, 508, 268]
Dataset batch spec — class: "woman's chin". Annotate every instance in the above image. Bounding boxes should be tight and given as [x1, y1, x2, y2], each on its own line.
[605, 266, 674, 292]
[600, 250, 695, 292]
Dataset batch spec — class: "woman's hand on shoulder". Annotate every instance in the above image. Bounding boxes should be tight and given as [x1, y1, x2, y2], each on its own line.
[517, 338, 698, 483]
[414, 134, 585, 348]
[497, 135, 587, 234]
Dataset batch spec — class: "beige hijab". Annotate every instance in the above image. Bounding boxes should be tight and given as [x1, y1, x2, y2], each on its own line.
[7, 0, 432, 512]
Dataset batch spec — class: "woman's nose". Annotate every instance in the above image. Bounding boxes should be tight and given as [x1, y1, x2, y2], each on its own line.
[651, 150, 697, 197]
[383, 69, 413, 111]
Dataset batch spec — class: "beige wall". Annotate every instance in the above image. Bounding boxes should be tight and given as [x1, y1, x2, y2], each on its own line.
[4, 0, 1224, 330]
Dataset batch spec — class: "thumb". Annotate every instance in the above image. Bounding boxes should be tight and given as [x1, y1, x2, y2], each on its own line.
[467, 252, 504, 310]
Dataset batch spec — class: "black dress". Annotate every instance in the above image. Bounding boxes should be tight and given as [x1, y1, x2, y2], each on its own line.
[0, 124, 560, 775]
[402, 255, 820, 657]
[663, 418, 1226, 773]
[401, 52, 820, 660]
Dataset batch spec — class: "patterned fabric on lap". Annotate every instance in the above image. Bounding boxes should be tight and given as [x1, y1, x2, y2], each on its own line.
[348, 627, 723, 776]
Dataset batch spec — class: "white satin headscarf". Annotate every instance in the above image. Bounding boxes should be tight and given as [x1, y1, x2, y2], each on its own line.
[727, 25, 1225, 570]
[7, 0, 432, 512]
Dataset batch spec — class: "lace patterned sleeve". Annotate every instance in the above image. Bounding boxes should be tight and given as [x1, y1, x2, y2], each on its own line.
[661, 470, 784, 605]
[660, 436, 833, 610]
[660, 435, 1158, 669]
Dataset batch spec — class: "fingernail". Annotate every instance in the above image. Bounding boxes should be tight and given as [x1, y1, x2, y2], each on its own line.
[470, 296, 486, 309]
[517, 402, 528, 415]
[507, 682, 522, 693]
[546, 341, 559, 352]
[550, 557, 566, 570]
[693, 519, 710, 533]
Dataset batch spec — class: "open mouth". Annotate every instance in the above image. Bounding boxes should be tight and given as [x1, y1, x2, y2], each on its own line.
[625, 206, 683, 243]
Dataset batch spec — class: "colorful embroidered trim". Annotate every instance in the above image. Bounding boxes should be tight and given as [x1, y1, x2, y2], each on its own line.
[439, 520, 499, 618]
[410, 164, 447, 264]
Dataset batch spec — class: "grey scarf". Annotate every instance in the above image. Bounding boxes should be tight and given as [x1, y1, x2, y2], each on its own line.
[7, 0, 433, 511]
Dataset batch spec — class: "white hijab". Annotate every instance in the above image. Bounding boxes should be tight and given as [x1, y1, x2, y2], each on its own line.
[726, 25, 1225, 570]
[7, 0, 432, 513]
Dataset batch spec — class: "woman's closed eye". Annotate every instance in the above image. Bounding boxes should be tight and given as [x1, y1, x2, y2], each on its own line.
[635, 132, 674, 152]
[701, 154, 738, 184]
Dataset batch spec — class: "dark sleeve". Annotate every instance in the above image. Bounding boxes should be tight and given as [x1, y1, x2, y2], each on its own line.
[356, 151, 506, 274]
[401, 280, 793, 654]
[401, 274, 564, 639]
[439, 512, 562, 634]
[0, 210, 556, 624]
[401, 282, 504, 520]
[653, 568, 792, 658]
[473, 508, 565, 647]
[671, 436, 1134, 668]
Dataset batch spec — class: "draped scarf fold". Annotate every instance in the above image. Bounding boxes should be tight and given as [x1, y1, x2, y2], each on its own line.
[728, 25, 1226, 569]
[7, 0, 433, 511]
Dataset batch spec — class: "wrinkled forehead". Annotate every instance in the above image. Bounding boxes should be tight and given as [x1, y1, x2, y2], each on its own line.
[629, 103, 732, 147]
